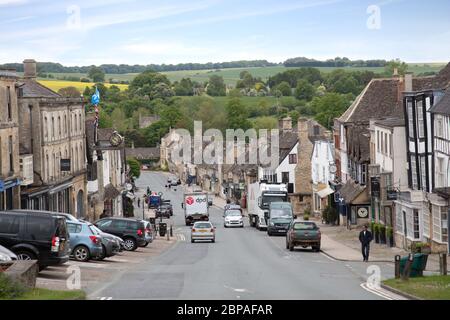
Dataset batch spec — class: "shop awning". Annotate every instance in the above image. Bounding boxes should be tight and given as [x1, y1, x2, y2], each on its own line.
[317, 186, 334, 199]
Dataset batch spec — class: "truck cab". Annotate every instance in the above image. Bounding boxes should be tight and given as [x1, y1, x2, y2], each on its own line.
[267, 202, 294, 236]
[248, 182, 288, 231]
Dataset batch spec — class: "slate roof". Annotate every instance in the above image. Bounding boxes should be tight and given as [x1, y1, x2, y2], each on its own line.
[429, 89, 450, 115]
[339, 179, 366, 204]
[104, 184, 121, 200]
[279, 129, 298, 163]
[19, 79, 61, 98]
[374, 117, 405, 128]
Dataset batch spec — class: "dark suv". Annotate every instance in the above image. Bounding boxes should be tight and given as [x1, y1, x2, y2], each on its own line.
[0, 211, 70, 270]
[94, 218, 146, 251]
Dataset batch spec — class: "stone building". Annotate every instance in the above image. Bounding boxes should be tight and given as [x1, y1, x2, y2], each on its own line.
[86, 116, 126, 220]
[17, 59, 87, 218]
[0, 69, 21, 210]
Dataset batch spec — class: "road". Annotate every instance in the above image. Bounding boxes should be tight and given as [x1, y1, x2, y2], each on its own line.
[86, 171, 399, 300]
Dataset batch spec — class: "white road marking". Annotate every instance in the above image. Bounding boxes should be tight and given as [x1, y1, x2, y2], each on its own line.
[224, 285, 252, 294]
[360, 283, 405, 300]
[99, 297, 113, 300]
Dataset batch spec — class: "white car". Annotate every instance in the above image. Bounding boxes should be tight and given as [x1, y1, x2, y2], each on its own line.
[191, 221, 216, 243]
[224, 209, 244, 228]
[0, 244, 17, 262]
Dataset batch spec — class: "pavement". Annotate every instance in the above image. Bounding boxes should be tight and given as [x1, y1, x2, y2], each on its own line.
[82, 172, 406, 300]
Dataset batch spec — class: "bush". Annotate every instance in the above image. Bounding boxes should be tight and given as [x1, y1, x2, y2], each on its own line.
[0, 273, 27, 299]
[303, 207, 311, 221]
[386, 226, 393, 237]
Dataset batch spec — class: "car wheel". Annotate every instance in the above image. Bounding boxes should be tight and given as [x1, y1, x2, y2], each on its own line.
[289, 243, 294, 252]
[267, 231, 272, 237]
[191, 239, 195, 243]
[142, 242, 149, 247]
[286, 240, 289, 249]
[212, 238, 215, 243]
[73, 246, 90, 262]
[123, 238, 137, 251]
[15, 250, 37, 261]
[313, 246, 321, 252]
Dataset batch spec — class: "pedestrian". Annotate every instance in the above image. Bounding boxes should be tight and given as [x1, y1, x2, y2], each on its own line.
[359, 225, 373, 262]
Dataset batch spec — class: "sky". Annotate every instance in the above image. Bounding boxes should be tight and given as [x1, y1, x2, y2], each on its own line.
[0, 0, 449, 66]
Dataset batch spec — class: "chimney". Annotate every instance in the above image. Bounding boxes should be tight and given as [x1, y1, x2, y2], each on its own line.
[279, 116, 293, 133]
[23, 59, 37, 79]
[393, 68, 399, 77]
[405, 73, 413, 92]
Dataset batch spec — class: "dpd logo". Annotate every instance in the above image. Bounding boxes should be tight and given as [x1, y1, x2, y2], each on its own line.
[186, 197, 194, 205]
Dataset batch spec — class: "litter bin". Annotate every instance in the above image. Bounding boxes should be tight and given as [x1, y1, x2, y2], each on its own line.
[159, 222, 167, 237]
[399, 253, 428, 277]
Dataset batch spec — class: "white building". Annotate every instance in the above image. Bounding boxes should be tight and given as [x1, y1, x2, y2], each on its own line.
[311, 140, 335, 214]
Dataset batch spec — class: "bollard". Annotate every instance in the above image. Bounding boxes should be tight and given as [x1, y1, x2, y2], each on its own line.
[402, 253, 414, 280]
[170, 226, 173, 237]
[395, 255, 401, 279]
[440, 254, 448, 276]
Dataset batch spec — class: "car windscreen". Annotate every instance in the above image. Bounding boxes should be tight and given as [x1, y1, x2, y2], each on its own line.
[194, 223, 212, 229]
[225, 210, 242, 217]
[293, 223, 317, 230]
[262, 196, 286, 207]
[270, 208, 292, 218]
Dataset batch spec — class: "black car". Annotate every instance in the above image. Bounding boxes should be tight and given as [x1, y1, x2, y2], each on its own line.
[0, 211, 70, 270]
[156, 203, 173, 218]
[94, 218, 146, 251]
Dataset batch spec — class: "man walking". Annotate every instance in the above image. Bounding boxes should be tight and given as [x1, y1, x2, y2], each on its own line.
[359, 225, 373, 262]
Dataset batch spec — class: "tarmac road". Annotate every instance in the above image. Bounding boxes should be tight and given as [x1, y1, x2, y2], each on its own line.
[87, 172, 399, 300]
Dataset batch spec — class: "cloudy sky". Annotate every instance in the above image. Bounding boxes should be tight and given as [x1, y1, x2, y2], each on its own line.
[0, 0, 449, 66]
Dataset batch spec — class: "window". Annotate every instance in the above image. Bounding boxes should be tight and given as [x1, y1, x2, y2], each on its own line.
[96, 219, 112, 229]
[26, 216, 53, 241]
[313, 125, 320, 136]
[437, 157, 445, 188]
[51, 117, 55, 140]
[423, 207, 430, 238]
[0, 215, 20, 234]
[395, 206, 403, 233]
[407, 100, 414, 138]
[435, 116, 444, 138]
[420, 156, 427, 191]
[410, 156, 418, 189]
[64, 114, 67, 135]
[433, 205, 448, 243]
[44, 117, 48, 139]
[413, 209, 420, 240]
[67, 223, 82, 233]
[112, 220, 128, 229]
[79, 113, 82, 133]
[417, 100, 425, 139]
[377, 131, 380, 152]
[380, 133, 384, 154]
[8, 136, 13, 174]
[385, 173, 393, 191]
[6, 86, 12, 121]
[58, 116, 61, 137]
[389, 134, 393, 157]
[289, 154, 297, 164]
[46, 154, 49, 180]
[361, 164, 367, 185]
[384, 133, 388, 155]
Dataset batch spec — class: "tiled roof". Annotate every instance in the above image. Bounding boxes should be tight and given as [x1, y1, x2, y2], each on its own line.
[339, 180, 366, 204]
[339, 78, 403, 123]
[279, 130, 298, 163]
[413, 62, 450, 91]
[126, 148, 160, 159]
[429, 89, 450, 115]
[374, 117, 405, 128]
[20, 79, 61, 98]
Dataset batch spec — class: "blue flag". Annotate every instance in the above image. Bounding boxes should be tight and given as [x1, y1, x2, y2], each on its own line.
[91, 87, 100, 105]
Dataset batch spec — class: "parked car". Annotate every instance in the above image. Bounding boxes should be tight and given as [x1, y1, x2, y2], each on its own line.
[0, 211, 70, 270]
[94, 218, 146, 251]
[286, 221, 321, 252]
[66, 221, 103, 262]
[191, 221, 216, 243]
[140, 220, 153, 247]
[223, 209, 244, 228]
[89, 224, 121, 260]
[156, 203, 173, 218]
[0, 244, 17, 262]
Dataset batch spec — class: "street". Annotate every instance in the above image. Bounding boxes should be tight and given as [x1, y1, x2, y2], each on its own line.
[83, 172, 400, 300]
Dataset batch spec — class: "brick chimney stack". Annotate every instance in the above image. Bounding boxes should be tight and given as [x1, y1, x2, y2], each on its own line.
[23, 59, 37, 79]
[405, 73, 413, 92]
[279, 116, 293, 133]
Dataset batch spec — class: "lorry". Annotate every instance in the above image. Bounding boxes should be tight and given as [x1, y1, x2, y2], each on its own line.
[182, 192, 209, 226]
[267, 202, 294, 236]
[247, 181, 289, 230]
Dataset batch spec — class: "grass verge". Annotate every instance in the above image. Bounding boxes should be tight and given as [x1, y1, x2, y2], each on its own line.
[383, 275, 450, 300]
[16, 288, 86, 300]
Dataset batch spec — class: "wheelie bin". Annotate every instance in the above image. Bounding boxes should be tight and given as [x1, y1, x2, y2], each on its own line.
[399, 253, 428, 277]
[159, 222, 167, 237]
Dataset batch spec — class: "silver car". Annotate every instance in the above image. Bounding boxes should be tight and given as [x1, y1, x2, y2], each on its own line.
[224, 209, 244, 228]
[0, 244, 17, 262]
[191, 221, 216, 243]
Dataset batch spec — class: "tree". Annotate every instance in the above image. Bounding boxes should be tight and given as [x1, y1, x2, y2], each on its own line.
[129, 70, 171, 97]
[58, 86, 81, 98]
[311, 93, 353, 129]
[252, 116, 278, 131]
[385, 59, 408, 76]
[276, 81, 292, 97]
[127, 158, 141, 179]
[295, 79, 315, 101]
[225, 98, 251, 130]
[174, 78, 194, 96]
[206, 75, 226, 96]
[88, 66, 105, 83]
[150, 83, 175, 100]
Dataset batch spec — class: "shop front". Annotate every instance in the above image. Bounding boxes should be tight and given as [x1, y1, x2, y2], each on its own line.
[0, 178, 21, 210]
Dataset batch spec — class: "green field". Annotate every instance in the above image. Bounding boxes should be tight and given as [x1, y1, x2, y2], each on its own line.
[32, 62, 447, 89]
